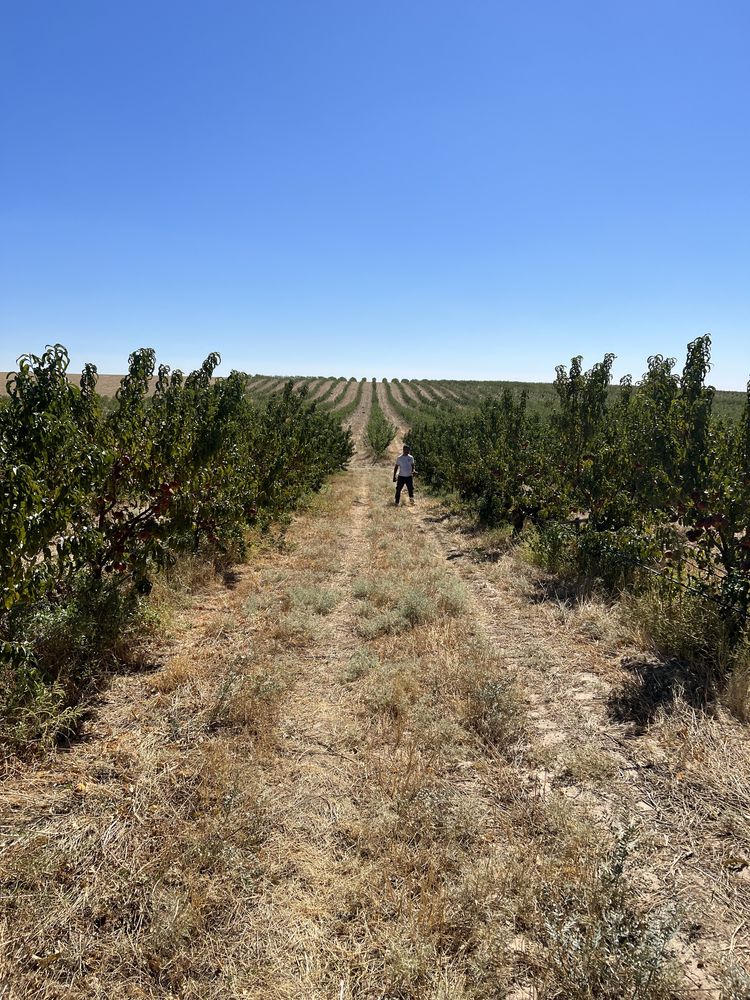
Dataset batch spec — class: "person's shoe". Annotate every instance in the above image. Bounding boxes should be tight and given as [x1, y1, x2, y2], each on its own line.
[409, 499, 415, 506]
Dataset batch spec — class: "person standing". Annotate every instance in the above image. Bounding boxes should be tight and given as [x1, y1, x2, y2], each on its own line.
[393, 445, 416, 506]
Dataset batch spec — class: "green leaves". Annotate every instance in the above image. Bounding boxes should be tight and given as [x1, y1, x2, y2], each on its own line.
[364, 382, 396, 457]
[0, 347, 354, 676]
[409, 337, 750, 630]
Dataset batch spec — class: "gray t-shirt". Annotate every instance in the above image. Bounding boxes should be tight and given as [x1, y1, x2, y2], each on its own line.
[395, 454, 415, 477]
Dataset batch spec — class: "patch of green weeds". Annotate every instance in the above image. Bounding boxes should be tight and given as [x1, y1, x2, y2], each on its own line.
[288, 585, 338, 616]
[462, 674, 525, 751]
[342, 649, 379, 683]
[537, 826, 679, 999]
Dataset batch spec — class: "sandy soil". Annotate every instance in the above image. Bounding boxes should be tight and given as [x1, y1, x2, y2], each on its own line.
[375, 380, 409, 446]
[387, 380, 416, 413]
[424, 381, 459, 401]
[329, 379, 360, 414]
[394, 380, 420, 406]
[342, 382, 372, 466]
[412, 382, 439, 402]
[307, 378, 335, 401]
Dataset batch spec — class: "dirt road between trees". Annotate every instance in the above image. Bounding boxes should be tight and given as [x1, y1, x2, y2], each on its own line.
[2, 411, 748, 999]
[375, 380, 409, 447]
[343, 382, 371, 467]
[330, 379, 360, 414]
[308, 378, 335, 401]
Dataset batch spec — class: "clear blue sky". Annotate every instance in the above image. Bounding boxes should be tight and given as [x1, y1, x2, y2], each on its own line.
[2, 1, 749, 387]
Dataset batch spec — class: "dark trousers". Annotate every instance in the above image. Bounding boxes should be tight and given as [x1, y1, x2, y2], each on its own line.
[395, 475, 414, 504]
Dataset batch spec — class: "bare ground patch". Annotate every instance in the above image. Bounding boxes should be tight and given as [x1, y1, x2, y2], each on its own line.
[330, 379, 360, 414]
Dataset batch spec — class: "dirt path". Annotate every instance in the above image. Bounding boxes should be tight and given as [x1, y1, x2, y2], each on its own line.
[429, 382, 460, 402]
[330, 379, 360, 414]
[343, 382, 371, 465]
[396, 380, 420, 406]
[388, 380, 415, 414]
[237, 466, 375, 996]
[257, 376, 286, 395]
[325, 380, 352, 410]
[375, 380, 408, 446]
[413, 382, 439, 402]
[3, 449, 748, 996]
[246, 375, 268, 395]
[308, 378, 335, 401]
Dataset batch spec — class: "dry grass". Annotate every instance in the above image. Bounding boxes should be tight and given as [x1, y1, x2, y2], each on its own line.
[460, 666, 526, 750]
[431, 507, 750, 993]
[287, 584, 339, 615]
[150, 651, 195, 693]
[649, 700, 750, 855]
[149, 551, 221, 613]
[558, 742, 620, 783]
[625, 586, 739, 689]
[726, 653, 750, 722]
[319, 478, 683, 998]
[4, 464, 747, 997]
[0, 487, 331, 997]
[0, 682, 276, 997]
[353, 557, 465, 640]
[267, 607, 315, 646]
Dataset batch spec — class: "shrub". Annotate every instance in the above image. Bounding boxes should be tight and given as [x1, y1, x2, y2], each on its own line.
[462, 675, 524, 750]
[537, 827, 679, 1000]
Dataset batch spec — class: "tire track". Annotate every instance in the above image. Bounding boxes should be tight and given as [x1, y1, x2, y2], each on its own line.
[419, 502, 748, 995]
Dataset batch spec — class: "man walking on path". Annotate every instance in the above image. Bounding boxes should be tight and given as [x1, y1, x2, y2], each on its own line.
[393, 445, 416, 506]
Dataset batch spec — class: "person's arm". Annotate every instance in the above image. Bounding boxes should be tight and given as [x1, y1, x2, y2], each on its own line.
[393, 462, 399, 482]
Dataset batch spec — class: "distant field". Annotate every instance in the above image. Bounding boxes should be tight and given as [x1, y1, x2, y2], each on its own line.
[1, 371, 745, 420]
[1, 372, 159, 396]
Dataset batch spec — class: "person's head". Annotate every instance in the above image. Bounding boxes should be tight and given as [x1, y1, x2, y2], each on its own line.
[402, 445, 410, 455]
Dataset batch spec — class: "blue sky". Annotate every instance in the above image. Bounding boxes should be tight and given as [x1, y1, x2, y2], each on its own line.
[2, 1, 749, 387]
